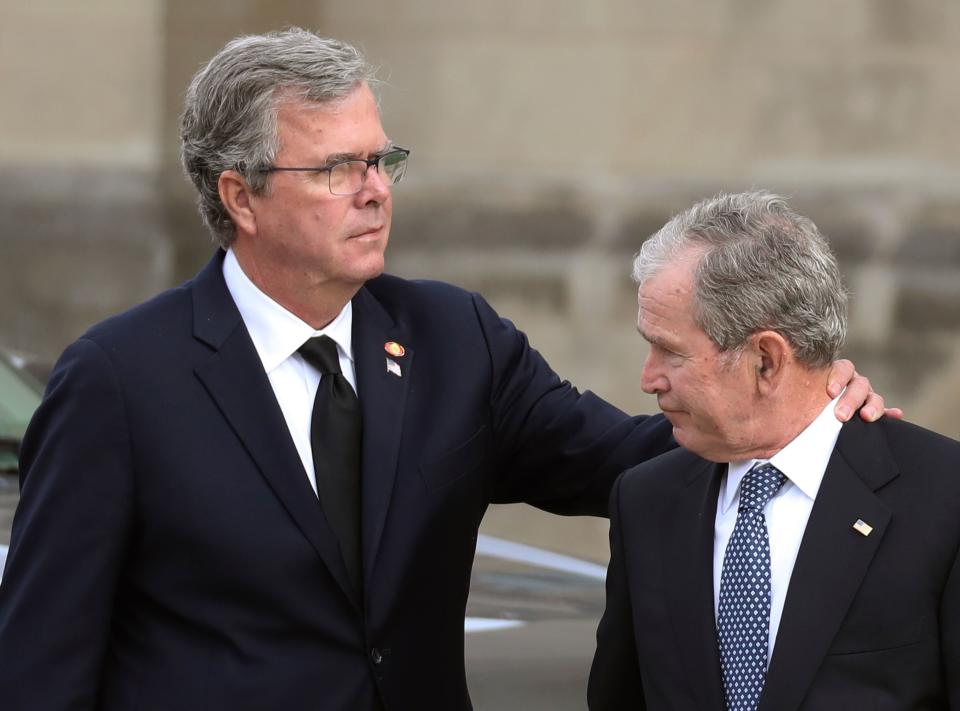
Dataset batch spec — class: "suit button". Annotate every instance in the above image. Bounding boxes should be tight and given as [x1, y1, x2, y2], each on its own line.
[370, 648, 383, 665]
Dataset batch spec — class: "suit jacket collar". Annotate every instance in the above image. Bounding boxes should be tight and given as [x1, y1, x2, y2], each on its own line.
[192, 250, 241, 350]
[663, 456, 728, 710]
[759, 416, 896, 711]
[350, 284, 413, 589]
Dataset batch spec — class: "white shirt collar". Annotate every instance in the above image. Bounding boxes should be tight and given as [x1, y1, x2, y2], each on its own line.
[719, 394, 843, 515]
[222, 248, 354, 373]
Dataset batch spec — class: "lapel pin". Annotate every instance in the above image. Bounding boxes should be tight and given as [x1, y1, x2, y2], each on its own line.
[853, 519, 873, 537]
[386, 357, 402, 377]
[384, 341, 406, 358]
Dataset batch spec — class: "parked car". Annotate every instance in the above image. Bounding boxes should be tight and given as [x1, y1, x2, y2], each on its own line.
[0, 350, 44, 475]
[0, 349, 45, 574]
[465, 534, 607, 710]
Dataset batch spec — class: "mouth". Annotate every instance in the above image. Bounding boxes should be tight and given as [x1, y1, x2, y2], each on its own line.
[349, 225, 384, 240]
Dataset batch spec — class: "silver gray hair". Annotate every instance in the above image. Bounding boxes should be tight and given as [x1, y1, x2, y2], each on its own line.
[180, 28, 377, 247]
[633, 191, 847, 369]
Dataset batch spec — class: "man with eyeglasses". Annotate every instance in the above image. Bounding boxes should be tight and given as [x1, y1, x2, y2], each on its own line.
[0, 29, 887, 711]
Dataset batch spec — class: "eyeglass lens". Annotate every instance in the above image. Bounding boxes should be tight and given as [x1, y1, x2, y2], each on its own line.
[329, 151, 408, 196]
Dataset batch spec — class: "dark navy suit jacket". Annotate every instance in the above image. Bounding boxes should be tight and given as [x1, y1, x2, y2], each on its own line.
[0, 251, 673, 710]
[589, 416, 960, 711]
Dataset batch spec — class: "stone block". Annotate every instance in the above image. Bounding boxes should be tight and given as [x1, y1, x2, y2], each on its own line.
[393, 184, 590, 248]
[869, 0, 951, 45]
[894, 273, 960, 332]
[0, 0, 162, 166]
[0, 167, 170, 359]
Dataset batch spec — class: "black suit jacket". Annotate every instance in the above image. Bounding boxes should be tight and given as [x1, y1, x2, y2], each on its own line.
[0, 251, 674, 711]
[589, 416, 960, 711]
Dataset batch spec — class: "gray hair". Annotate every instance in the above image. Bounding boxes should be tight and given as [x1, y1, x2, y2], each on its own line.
[180, 28, 377, 247]
[633, 191, 847, 369]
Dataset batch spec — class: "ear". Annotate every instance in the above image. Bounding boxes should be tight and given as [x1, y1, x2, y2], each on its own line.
[751, 330, 790, 396]
[218, 169, 258, 237]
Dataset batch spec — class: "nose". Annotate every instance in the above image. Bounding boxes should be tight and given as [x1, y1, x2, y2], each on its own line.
[356, 162, 391, 204]
[640, 349, 668, 395]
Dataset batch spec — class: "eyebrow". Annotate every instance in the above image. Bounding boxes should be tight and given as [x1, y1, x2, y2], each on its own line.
[321, 141, 395, 165]
[636, 326, 677, 353]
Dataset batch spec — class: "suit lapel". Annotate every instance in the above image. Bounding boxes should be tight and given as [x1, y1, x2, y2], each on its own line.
[664, 458, 727, 711]
[190, 253, 360, 612]
[351, 286, 413, 590]
[760, 418, 896, 711]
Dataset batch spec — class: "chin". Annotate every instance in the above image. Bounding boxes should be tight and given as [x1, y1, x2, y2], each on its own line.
[672, 429, 714, 461]
[350, 254, 386, 284]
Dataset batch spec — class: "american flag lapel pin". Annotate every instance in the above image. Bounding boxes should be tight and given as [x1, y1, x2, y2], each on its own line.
[852, 519, 873, 537]
[386, 357, 402, 377]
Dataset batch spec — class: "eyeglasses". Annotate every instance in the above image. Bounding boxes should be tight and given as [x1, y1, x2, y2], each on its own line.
[254, 147, 410, 196]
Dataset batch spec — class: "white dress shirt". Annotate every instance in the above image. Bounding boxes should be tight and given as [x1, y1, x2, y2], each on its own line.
[713, 395, 842, 666]
[222, 248, 357, 496]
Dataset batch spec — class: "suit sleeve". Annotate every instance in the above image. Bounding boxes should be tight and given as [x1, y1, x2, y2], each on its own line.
[942, 535, 960, 709]
[588, 473, 646, 709]
[472, 292, 675, 515]
[0, 337, 135, 710]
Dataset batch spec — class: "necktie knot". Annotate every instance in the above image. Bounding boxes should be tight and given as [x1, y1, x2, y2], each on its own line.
[299, 335, 342, 376]
[739, 462, 787, 513]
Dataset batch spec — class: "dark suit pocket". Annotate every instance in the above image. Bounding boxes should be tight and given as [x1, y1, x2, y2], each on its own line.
[420, 426, 487, 492]
[826, 615, 927, 655]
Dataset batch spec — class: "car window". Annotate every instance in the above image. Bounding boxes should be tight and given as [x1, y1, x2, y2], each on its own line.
[0, 355, 43, 473]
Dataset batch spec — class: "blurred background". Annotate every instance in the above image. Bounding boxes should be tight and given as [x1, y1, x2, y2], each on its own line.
[2, 0, 959, 587]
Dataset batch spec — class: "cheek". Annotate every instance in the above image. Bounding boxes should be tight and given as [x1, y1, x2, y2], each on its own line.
[687, 385, 733, 431]
[310, 203, 342, 230]
[704, 386, 753, 436]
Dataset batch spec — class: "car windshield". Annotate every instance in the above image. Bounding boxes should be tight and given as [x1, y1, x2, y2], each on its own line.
[0, 353, 43, 473]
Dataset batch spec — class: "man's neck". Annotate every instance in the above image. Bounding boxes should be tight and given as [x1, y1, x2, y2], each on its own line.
[231, 245, 360, 329]
[746, 370, 833, 460]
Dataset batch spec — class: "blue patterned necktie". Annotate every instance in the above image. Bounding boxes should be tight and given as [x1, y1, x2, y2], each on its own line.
[716, 462, 787, 711]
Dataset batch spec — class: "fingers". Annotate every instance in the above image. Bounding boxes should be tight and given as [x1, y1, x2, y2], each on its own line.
[826, 359, 898, 423]
[833, 370, 871, 422]
[856, 390, 885, 422]
[826, 358, 855, 399]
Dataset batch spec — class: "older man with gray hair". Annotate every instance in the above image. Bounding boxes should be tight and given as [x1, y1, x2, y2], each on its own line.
[589, 191, 960, 711]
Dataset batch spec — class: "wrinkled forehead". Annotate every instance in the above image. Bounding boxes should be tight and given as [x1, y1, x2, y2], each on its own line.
[637, 250, 699, 305]
[273, 84, 388, 152]
[636, 265, 697, 336]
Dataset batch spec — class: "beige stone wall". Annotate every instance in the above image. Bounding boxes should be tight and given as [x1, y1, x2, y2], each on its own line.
[0, 0, 163, 166]
[0, 0, 168, 357]
[332, 1, 960, 182]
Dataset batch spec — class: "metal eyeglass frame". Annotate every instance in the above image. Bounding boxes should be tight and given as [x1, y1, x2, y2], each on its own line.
[246, 147, 410, 196]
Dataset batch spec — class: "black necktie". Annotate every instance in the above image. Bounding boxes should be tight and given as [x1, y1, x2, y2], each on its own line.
[298, 335, 363, 597]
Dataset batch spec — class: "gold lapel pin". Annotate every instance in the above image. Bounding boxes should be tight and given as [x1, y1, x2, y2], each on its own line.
[385, 357, 402, 377]
[384, 341, 406, 358]
[852, 519, 873, 537]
